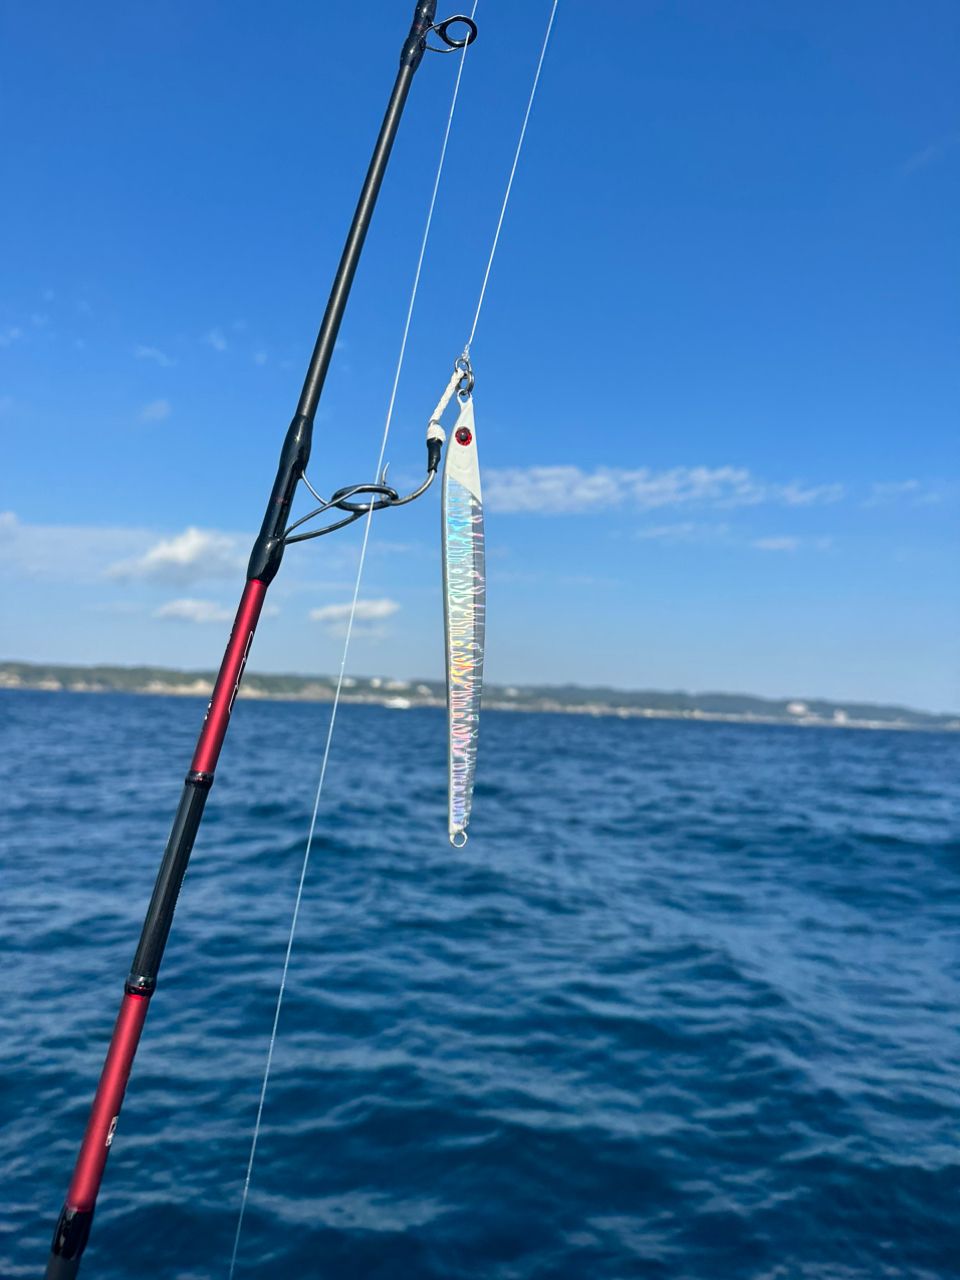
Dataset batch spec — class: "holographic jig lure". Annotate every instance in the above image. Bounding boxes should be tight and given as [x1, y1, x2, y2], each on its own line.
[442, 388, 485, 846]
[428, 358, 485, 846]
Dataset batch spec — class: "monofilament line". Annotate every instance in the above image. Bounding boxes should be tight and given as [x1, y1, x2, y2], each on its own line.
[227, 14, 477, 1276]
[464, 0, 559, 352]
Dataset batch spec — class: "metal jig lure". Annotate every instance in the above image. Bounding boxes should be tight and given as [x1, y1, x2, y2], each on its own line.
[428, 357, 486, 845]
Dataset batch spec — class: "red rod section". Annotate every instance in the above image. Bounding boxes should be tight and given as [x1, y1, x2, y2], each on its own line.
[192, 579, 267, 775]
[66, 994, 150, 1212]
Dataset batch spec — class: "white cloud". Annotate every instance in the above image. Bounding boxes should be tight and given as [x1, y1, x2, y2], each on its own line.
[203, 328, 228, 352]
[253, 350, 268, 366]
[155, 598, 233, 624]
[153, 597, 279, 623]
[139, 398, 171, 423]
[484, 465, 845, 515]
[0, 326, 23, 348]
[484, 466, 618, 513]
[777, 482, 844, 506]
[309, 598, 399, 636]
[108, 526, 243, 585]
[310, 599, 399, 624]
[135, 344, 175, 368]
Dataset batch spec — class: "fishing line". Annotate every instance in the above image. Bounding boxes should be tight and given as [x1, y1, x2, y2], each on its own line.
[229, 0, 560, 1263]
[465, 0, 559, 352]
[227, 11, 478, 1274]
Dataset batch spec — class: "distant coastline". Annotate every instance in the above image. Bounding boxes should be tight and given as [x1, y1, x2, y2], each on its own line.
[1, 661, 955, 732]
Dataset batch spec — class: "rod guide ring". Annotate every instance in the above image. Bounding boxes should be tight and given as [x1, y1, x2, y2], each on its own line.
[427, 14, 478, 53]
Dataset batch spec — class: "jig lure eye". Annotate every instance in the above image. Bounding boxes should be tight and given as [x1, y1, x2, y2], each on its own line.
[455, 426, 473, 445]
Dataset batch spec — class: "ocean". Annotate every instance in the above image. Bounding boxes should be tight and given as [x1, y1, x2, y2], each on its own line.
[1, 690, 958, 1278]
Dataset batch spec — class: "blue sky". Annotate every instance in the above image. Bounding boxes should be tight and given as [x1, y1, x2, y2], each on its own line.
[0, 1, 956, 711]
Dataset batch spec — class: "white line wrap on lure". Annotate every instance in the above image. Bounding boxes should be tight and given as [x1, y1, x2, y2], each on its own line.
[442, 393, 485, 846]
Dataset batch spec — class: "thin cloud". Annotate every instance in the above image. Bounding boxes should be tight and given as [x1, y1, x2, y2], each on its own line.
[203, 328, 228, 352]
[108, 526, 244, 585]
[635, 521, 731, 544]
[153, 598, 280, 624]
[777, 482, 844, 506]
[139, 398, 171, 423]
[135, 344, 175, 368]
[752, 535, 832, 552]
[310, 598, 399, 636]
[155, 598, 233, 624]
[484, 465, 844, 515]
[903, 133, 960, 175]
[310, 599, 399, 624]
[0, 511, 155, 582]
[862, 480, 941, 508]
[253, 350, 268, 366]
[753, 536, 801, 552]
[0, 326, 23, 348]
[633, 523, 833, 552]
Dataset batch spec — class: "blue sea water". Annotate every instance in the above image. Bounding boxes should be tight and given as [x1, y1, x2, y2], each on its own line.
[1, 689, 958, 1279]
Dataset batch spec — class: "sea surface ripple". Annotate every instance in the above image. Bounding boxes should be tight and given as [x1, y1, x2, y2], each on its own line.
[1, 690, 958, 1278]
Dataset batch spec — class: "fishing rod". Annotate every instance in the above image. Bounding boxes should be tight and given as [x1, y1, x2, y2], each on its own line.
[44, 4, 477, 1275]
